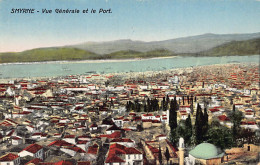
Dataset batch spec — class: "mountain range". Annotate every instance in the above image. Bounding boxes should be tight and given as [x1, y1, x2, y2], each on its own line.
[0, 32, 259, 63]
[68, 32, 260, 54]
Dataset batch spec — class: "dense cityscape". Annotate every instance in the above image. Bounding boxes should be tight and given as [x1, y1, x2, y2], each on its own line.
[0, 63, 259, 165]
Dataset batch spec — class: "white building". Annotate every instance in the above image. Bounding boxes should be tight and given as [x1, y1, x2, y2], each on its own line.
[19, 144, 43, 160]
[0, 153, 20, 165]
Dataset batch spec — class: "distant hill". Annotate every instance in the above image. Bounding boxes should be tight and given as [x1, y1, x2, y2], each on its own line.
[199, 38, 260, 56]
[0, 48, 96, 63]
[69, 32, 260, 54]
[101, 49, 174, 59]
[0, 33, 259, 64]
[0, 48, 175, 63]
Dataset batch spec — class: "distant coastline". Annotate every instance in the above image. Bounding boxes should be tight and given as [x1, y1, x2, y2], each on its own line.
[0, 56, 178, 66]
[0, 62, 258, 83]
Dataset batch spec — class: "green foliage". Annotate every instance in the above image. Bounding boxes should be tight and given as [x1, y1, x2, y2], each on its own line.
[158, 146, 163, 165]
[202, 108, 209, 141]
[200, 38, 260, 56]
[184, 114, 193, 145]
[165, 147, 170, 163]
[230, 108, 243, 145]
[195, 103, 204, 144]
[207, 122, 233, 149]
[169, 129, 178, 145]
[169, 97, 178, 130]
[176, 120, 185, 140]
[0, 48, 97, 63]
[0, 48, 175, 64]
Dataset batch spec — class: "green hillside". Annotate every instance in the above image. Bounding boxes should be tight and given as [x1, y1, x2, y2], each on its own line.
[199, 38, 260, 56]
[0, 48, 97, 63]
[100, 49, 174, 59]
[0, 48, 175, 63]
[0, 37, 259, 64]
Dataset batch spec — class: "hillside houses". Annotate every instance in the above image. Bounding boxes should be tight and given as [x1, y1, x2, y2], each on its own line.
[0, 63, 259, 164]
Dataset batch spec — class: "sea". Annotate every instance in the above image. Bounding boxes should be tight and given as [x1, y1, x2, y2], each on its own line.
[0, 55, 259, 79]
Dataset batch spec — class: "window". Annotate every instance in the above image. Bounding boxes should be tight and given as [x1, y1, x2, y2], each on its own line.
[134, 154, 136, 159]
[128, 155, 130, 159]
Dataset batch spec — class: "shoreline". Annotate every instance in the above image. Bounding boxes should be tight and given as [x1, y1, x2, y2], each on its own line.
[0, 56, 178, 66]
[0, 62, 258, 83]
[0, 54, 259, 65]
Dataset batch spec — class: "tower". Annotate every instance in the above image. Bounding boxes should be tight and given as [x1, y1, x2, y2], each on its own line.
[179, 137, 185, 165]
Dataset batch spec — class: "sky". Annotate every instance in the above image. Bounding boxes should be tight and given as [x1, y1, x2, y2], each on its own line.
[0, 0, 259, 52]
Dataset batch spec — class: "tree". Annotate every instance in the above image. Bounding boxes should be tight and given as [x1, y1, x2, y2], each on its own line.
[195, 103, 204, 144]
[110, 98, 114, 108]
[158, 146, 163, 165]
[165, 147, 170, 165]
[177, 120, 185, 141]
[169, 97, 178, 130]
[162, 97, 166, 111]
[202, 108, 209, 141]
[207, 122, 233, 149]
[230, 104, 243, 146]
[166, 94, 170, 110]
[184, 114, 192, 145]
[125, 101, 130, 112]
[144, 103, 147, 113]
[147, 98, 151, 113]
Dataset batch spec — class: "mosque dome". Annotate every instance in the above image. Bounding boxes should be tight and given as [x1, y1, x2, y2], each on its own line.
[189, 143, 224, 160]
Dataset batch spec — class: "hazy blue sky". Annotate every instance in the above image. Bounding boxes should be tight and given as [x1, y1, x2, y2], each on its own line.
[0, 0, 259, 52]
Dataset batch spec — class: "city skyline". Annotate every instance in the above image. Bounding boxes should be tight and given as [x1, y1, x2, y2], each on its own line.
[0, 0, 260, 52]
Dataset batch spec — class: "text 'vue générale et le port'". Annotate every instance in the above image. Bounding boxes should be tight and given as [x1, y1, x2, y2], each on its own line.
[10, 8, 112, 14]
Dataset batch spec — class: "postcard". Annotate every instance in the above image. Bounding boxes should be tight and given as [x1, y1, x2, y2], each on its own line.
[0, 0, 259, 165]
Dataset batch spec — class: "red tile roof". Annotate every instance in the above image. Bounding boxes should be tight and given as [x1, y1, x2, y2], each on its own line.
[109, 143, 142, 155]
[77, 161, 91, 165]
[105, 154, 125, 163]
[0, 153, 19, 161]
[66, 147, 86, 153]
[48, 140, 75, 147]
[100, 132, 121, 139]
[111, 138, 134, 143]
[218, 115, 230, 121]
[40, 160, 74, 165]
[25, 158, 43, 165]
[22, 143, 43, 154]
[87, 144, 99, 155]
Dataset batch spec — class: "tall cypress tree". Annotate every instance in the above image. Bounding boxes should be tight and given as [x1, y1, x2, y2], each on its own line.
[166, 94, 169, 110]
[195, 103, 203, 144]
[185, 114, 192, 145]
[202, 108, 209, 140]
[162, 97, 166, 111]
[231, 104, 243, 146]
[144, 103, 147, 113]
[158, 146, 163, 165]
[169, 97, 178, 130]
[147, 98, 151, 113]
[165, 147, 170, 165]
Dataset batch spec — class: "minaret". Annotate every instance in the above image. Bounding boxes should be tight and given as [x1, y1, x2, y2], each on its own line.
[179, 137, 185, 165]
